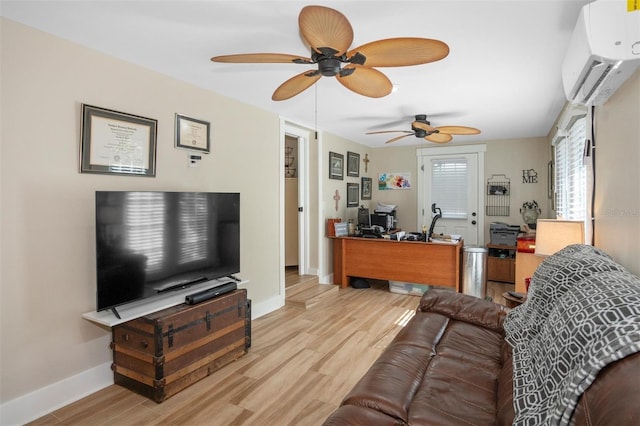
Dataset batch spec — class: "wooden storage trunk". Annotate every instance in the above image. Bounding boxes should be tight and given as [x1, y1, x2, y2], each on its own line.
[111, 289, 251, 402]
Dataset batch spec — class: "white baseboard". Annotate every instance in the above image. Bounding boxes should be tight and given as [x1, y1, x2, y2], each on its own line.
[0, 355, 112, 426]
[320, 272, 334, 285]
[249, 294, 284, 319]
[0, 298, 278, 426]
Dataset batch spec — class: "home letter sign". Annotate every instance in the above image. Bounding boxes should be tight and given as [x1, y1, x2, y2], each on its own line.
[522, 169, 538, 184]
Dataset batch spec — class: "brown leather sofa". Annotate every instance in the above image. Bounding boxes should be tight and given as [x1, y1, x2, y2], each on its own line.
[324, 245, 640, 425]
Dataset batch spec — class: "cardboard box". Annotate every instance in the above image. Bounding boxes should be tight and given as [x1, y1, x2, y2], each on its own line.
[389, 281, 430, 296]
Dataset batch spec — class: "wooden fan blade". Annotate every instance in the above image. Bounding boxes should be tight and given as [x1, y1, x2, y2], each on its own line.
[366, 130, 414, 135]
[412, 121, 437, 133]
[436, 125, 481, 135]
[348, 38, 449, 68]
[336, 65, 393, 98]
[425, 133, 453, 143]
[211, 53, 311, 63]
[386, 134, 413, 144]
[299, 6, 353, 56]
[272, 71, 321, 101]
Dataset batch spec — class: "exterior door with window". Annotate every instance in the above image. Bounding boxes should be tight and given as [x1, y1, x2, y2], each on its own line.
[418, 146, 485, 245]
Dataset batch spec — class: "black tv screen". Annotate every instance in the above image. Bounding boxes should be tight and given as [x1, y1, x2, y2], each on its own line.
[95, 191, 240, 312]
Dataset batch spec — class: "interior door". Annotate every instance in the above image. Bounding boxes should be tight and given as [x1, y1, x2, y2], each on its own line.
[284, 177, 299, 266]
[418, 147, 485, 245]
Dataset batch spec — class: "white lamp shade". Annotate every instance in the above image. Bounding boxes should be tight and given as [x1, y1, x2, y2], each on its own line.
[534, 219, 585, 256]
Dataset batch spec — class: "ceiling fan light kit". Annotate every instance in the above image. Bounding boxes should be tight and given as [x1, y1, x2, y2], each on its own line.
[210, 5, 449, 101]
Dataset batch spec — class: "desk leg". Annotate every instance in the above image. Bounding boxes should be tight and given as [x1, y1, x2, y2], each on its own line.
[332, 238, 348, 288]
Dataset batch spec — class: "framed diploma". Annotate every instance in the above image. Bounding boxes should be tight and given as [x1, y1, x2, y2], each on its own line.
[346, 182, 359, 207]
[329, 151, 344, 180]
[361, 177, 372, 200]
[175, 113, 211, 153]
[347, 151, 360, 177]
[80, 104, 157, 177]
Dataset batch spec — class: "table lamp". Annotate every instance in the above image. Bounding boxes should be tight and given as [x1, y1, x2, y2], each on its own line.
[534, 219, 585, 256]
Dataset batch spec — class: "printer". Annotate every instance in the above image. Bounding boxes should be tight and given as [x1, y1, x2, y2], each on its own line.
[372, 202, 397, 231]
[490, 222, 521, 246]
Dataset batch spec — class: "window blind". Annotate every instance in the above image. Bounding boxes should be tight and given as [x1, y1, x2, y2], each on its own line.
[555, 116, 587, 220]
[431, 157, 468, 219]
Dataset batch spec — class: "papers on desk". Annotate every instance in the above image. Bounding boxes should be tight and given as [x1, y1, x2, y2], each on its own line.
[430, 234, 462, 244]
[375, 202, 397, 213]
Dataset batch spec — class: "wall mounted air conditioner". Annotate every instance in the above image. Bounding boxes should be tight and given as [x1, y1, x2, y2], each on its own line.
[562, 0, 640, 106]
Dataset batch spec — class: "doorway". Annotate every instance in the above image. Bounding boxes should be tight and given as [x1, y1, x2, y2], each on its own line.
[417, 145, 486, 245]
[284, 134, 300, 274]
[282, 121, 318, 289]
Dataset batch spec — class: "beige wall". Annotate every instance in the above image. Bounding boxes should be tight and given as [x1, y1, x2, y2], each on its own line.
[370, 146, 419, 230]
[484, 137, 550, 237]
[322, 133, 374, 224]
[593, 70, 640, 276]
[1, 19, 282, 406]
[320, 132, 372, 281]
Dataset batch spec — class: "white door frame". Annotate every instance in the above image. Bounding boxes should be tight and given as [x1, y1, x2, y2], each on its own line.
[416, 144, 486, 245]
[281, 121, 310, 275]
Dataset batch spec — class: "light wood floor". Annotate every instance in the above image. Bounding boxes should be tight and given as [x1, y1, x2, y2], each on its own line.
[29, 277, 513, 426]
[285, 266, 316, 288]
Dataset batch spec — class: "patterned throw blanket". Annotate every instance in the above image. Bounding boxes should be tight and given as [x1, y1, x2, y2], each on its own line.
[504, 244, 640, 425]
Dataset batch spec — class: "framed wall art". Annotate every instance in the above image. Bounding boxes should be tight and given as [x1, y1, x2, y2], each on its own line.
[361, 177, 372, 200]
[80, 104, 157, 177]
[378, 172, 412, 190]
[175, 113, 211, 153]
[347, 151, 360, 177]
[347, 182, 359, 207]
[329, 151, 344, 180]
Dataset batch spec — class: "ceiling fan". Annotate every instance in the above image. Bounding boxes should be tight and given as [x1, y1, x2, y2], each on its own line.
[211, 5, 449, 101]
[366, 114, 481, 144]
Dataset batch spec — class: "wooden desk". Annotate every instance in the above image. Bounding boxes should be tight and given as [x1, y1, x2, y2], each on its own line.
[331, 237, 463, 291]
[486, 244, 516, 283]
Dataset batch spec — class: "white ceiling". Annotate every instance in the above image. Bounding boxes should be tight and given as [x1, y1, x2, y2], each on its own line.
[1, 0, 589, 148]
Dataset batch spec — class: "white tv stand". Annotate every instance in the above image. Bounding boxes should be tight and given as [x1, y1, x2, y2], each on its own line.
[82, 277, 248, 327]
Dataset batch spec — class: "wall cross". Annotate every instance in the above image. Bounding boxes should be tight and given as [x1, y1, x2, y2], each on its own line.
[363, 154, 370, 173]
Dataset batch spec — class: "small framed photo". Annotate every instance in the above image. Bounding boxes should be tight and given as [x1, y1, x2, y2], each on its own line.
[80, 104, 157, 177]
[347, 151, 360, 177]
[329, 152, 344, 180]
[175, 113, 211, 153]
[347, 183, 359, 207]
[361, 177, 372, 200]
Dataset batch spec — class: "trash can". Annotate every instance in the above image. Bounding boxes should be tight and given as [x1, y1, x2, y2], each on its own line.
[462, 245, 488, 298]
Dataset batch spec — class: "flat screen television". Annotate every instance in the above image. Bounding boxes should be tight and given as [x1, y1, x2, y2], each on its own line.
[95, 191, 240, 314]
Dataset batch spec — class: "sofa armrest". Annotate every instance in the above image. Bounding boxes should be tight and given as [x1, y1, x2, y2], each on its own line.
[419, 289, 509, 331]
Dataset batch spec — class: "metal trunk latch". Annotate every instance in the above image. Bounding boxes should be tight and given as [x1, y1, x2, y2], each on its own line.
[205, 311, 212, 331]
[167, 325, 174, 348]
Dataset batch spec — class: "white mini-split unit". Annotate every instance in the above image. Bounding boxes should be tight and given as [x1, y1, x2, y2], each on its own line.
[562, 0, 640, 106]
